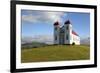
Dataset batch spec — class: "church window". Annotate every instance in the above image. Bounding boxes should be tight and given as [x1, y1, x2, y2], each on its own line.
[55, 36, 57, 40]
[55, 27, 57, 30]
[66, 26, 69, 30]
[66, 34, 68, 40]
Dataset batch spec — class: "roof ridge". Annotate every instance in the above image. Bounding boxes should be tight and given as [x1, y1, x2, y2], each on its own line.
[72, 30, 79, 36]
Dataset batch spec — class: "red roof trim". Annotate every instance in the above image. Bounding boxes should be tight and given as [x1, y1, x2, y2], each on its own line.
[72, 30, 79, 36]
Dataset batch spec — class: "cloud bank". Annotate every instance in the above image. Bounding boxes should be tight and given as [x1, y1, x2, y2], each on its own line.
[22, 10, 67, 24]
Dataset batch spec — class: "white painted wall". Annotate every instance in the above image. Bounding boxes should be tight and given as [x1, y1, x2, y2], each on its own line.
[54, 25, 60, 44]
[69, 24, 73, 44]
[64, 24, 69, 44]
[63, 22, 73, 44]
[72, 34, 80, 45]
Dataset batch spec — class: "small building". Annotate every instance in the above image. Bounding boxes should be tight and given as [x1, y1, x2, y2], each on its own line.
[54, 20, 80, 45]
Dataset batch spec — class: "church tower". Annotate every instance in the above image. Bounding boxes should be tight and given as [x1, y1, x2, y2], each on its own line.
[54, 21, 60, 44]
[64, 20, 73, 44]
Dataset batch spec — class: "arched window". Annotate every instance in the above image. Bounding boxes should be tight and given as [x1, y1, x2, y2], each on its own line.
[55, 36, 57, 40]
[66, 34, 68, 40]
[55, 27, 57, 30]
[66, 26, 69, 30]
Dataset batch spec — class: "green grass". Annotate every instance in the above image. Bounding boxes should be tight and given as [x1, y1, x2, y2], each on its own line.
[21, 45, 90, 63]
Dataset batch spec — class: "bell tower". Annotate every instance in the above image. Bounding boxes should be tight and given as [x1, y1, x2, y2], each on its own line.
[54, 21, 60, 44]
[64, 20, 72, 44]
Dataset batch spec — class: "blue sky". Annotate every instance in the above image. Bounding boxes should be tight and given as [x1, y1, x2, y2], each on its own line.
[21, 10, 90, 39]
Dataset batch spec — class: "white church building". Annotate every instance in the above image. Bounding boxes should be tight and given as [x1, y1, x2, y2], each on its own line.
[54, 20, 80, 45]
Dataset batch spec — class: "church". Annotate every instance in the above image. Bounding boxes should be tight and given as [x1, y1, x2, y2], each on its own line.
[54, 20, 80, 45]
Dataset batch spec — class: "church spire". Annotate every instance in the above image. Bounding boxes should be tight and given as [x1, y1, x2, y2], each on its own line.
[65, 20, 71, 24]
[54, 21, 60, 26]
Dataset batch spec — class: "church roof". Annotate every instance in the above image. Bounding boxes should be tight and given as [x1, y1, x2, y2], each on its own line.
[65, 20, 71, 24]
[54, 21, 59, 26]
[72, 30, 79, 36]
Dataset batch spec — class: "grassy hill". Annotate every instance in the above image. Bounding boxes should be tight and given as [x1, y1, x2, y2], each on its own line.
[21, 45, 90, 63]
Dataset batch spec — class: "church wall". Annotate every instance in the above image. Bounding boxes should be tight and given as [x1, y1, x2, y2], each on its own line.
[64, 24, 72, 44]
[72, 34, 80, 45]
[54, 25, 60, 44]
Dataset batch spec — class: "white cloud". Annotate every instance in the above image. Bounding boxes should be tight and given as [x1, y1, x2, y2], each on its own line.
[22, 10, 67, 24]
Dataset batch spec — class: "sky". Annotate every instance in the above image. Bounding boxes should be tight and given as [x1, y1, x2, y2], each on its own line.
[21, 10, 90, 41]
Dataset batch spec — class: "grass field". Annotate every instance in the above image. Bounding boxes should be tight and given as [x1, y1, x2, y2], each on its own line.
[21, 45, 90, 63]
